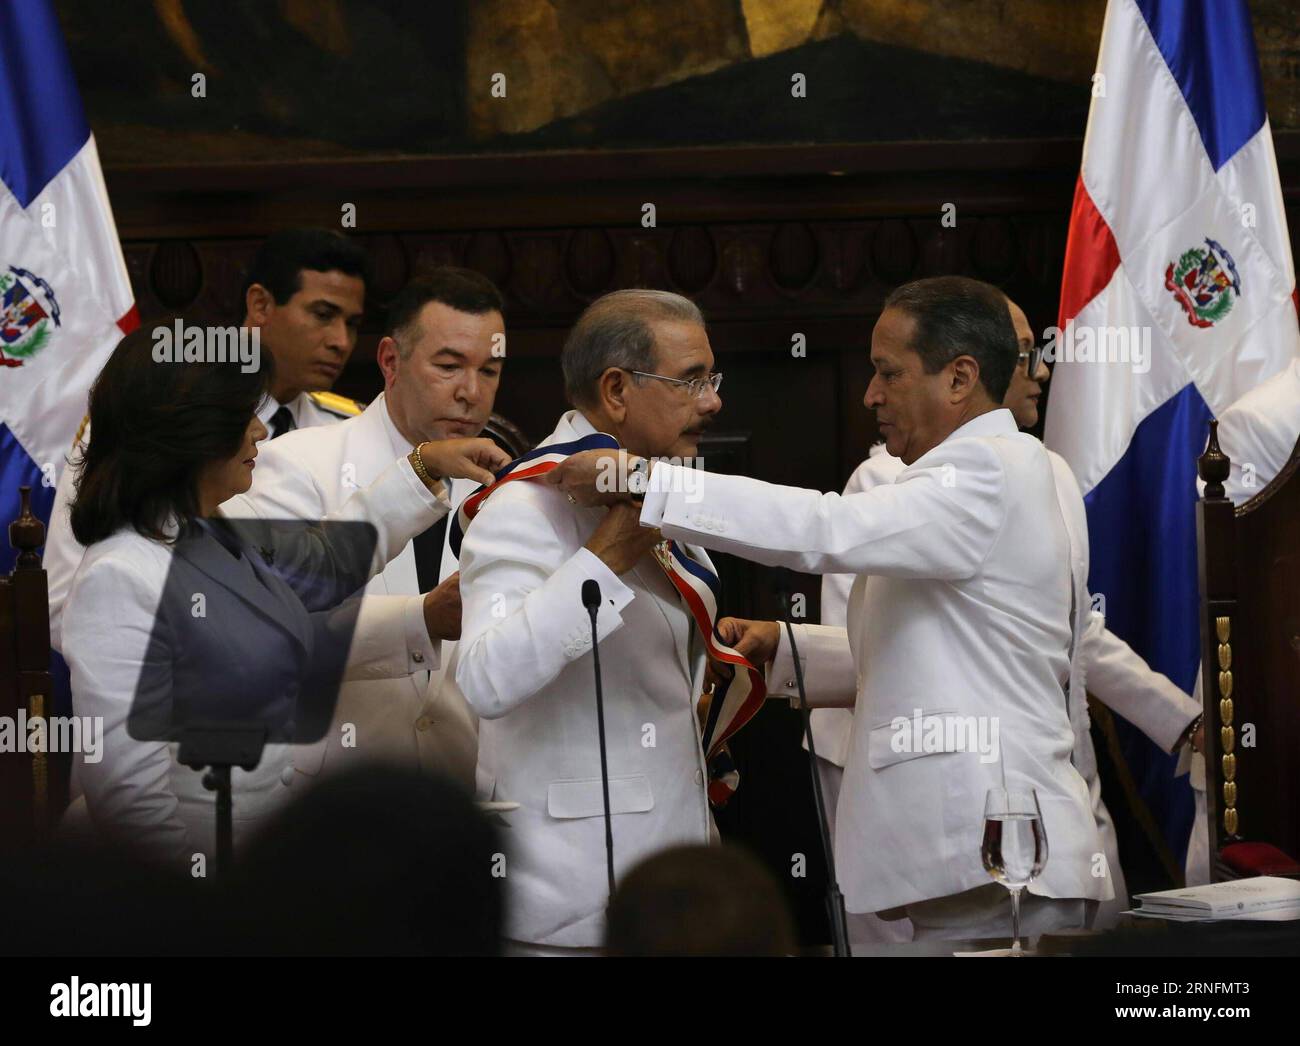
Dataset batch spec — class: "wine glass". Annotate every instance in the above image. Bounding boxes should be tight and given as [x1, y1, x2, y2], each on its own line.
[981, 787, 1048, 956]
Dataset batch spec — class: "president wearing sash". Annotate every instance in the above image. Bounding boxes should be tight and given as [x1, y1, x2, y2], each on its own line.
[552, 277, 1111, 941]
[451, 290, 745, 953]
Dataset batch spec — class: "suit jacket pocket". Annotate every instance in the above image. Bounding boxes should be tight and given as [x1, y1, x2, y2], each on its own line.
[547, 775, 654, 819]
[867, 709, 987, 770]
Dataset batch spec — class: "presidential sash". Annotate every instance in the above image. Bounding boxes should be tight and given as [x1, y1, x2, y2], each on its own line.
[450, 432, 766, 806]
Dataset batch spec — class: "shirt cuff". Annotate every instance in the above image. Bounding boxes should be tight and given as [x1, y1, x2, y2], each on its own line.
[400, 455, 453, 514]
[568, 545, 637, 617]
[767, 624, 806, 706]
[638, 461, 680, 528]
[403, 593, 441, 673]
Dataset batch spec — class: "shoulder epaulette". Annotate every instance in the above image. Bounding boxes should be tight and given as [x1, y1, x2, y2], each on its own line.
[308, 390, 365, 418]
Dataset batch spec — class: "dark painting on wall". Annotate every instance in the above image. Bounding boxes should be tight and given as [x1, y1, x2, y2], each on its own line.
[58, 0, 1300, 168]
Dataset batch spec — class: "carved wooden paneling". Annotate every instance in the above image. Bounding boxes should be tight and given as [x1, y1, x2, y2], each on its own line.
[117, 215, 1085, 329]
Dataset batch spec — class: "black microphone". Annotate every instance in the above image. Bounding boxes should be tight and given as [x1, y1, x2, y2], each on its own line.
[582, 579, 616, 903]
[773, 568, 852, 957]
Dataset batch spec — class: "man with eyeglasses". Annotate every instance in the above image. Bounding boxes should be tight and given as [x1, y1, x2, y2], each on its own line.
[549, 276, 1111, 942]
[451, 289, 725, 954]
[753, 294, 1202, 939]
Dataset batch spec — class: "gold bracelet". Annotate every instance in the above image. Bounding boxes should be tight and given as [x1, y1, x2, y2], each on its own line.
[409, 441, 439, 489]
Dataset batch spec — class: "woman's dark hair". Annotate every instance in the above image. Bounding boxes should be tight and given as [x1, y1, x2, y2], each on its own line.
[70, 319, 274, 546]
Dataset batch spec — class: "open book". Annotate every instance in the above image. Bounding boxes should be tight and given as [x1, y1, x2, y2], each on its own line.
[1130, 876, 1300, 921]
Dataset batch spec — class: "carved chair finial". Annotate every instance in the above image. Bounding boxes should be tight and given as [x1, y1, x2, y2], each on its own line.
[9, 485, 45, 568]
[1199, 419, 1230, 500]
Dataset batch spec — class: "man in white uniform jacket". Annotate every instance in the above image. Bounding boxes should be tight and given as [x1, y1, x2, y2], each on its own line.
[224, 270, 506, 791]
[792, 297, 1202, 932]
[454, 290, 723, 952]
[552, 277, 1110, 939]
[46, 228, 372, 650]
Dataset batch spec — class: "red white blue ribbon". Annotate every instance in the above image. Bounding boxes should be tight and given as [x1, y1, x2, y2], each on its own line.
[450, 432, 766, 805]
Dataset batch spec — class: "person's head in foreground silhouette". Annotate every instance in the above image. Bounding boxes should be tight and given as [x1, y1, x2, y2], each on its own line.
[606, 843, 796, 957]
[234, 766, 503, 955]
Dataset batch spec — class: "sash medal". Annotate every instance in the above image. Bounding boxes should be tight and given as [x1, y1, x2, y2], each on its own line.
[450, 432, 766, 806]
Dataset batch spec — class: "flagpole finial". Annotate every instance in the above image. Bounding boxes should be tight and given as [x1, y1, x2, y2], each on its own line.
[1199, 419, 1230, 500]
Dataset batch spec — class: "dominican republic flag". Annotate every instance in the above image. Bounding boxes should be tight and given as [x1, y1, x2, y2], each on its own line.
[0, 0, 137, 570]
[1044, 0, 1299, 867]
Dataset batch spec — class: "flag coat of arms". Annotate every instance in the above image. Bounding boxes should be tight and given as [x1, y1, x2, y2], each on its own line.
[1044, 0, 1299, 863]
[0, 0, 137, 568]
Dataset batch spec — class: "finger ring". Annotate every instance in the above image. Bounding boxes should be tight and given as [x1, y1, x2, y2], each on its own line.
[566, 493, 577, 505]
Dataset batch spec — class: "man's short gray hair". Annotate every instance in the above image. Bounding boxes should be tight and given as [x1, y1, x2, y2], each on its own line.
[562, 289, 705, 407]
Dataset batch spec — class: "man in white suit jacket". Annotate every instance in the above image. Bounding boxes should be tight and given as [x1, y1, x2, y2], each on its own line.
[793, 297, 1202, 931]
[553, 277, 1110, 940]
[224, 270, 506, 791]
[454, 289, 724, 952]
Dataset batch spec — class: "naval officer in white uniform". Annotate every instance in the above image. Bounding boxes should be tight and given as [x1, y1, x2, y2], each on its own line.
[224, 268, 507, 792]
[46, 228, 372, 650]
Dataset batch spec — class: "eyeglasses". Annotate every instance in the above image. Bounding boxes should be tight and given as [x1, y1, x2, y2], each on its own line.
[629, 370, 724, 399]
[1017, 345, 1045, 375]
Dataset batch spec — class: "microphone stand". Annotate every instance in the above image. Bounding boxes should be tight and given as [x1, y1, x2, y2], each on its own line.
[775, 570, 851, 957]
[582, 580, 617, 902]
[177, 721, 267, 880]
